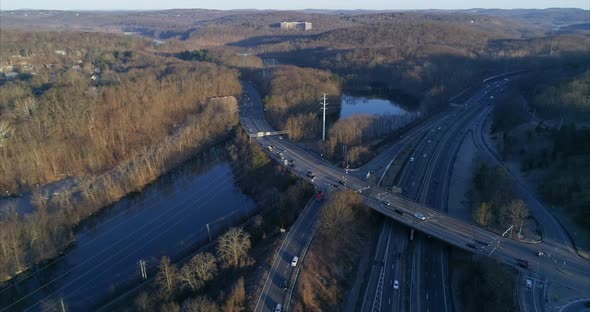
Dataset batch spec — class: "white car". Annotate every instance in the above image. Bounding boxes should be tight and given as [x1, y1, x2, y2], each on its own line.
[423, 153, 427, 158]
[414, 213, 426, 221]
[275, 304, 282, 312]
[291, 256, 299, 267]
[525, 279, 532, 289]
[393, 280, 399, 290]
[410, 157, 415, 162]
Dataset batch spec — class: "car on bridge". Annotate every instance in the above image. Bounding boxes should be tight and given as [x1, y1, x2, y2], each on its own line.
[517, 262, 529, 269]
[413, 213, 426, 221]
[394, 208, 404, 215]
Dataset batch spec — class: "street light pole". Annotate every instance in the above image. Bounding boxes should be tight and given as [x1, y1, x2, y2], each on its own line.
[321, 93, 327, 142]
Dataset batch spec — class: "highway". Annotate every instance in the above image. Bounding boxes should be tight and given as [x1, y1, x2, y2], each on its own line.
[240, 80, 590, 312]
[363, 82, 496, 312]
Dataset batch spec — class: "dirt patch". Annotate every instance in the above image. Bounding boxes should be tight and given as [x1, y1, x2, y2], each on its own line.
[292, 192, 378, 312]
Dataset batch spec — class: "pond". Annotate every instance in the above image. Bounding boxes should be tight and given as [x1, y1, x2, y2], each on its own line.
[339, 94, 411, 119]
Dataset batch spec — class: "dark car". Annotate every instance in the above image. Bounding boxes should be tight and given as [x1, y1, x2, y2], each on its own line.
[338, 180, 346, 186]
[517, 262, 529, 269]
[394, 209, 404, 215]
[475, 240, 490, 246]
[466, 243, 477, 249]
[281, 280, 288, 291]
[516, 258, 530, 265]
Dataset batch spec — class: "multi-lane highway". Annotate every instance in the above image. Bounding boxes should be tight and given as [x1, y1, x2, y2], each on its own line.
[362, 81, 498, 312]
[240, 79, 590, 312]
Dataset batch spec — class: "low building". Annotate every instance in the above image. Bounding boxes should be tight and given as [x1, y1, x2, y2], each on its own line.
[280, 21, 312, 31]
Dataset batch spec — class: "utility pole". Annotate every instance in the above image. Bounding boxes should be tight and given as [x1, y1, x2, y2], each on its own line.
[60, 298, 66, 312]
[321, 93, 328, 142]
[206, 223, 212, 242]
[139, 260, 147, 279]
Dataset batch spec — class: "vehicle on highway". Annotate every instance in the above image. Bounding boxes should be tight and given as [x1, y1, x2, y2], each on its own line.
[291, 256, 299, 267]
[466, 243, 477, 249]
[382, 200, 390, 206]
[248, 128, 253, 133]
[394, 208, 404, 215]
[410, 157, 415, 162]
[267, 145, 274, 151]
[393, 280, 399, 290]
[414, 213, 426, 221]
[475, 240, 490, 246]
[536, 251, 544, 257]
[281, 280, 288, 291]
[517, 262, 529, 269]
[275, 304, 282, 312]
[338, 180, 346, 186]
[423, 153, 427, 158]
[306, 171, 314, 178]
[525, 279, 532, 288]
[316, 191, 324, 201]
[516, 258, 530, 266]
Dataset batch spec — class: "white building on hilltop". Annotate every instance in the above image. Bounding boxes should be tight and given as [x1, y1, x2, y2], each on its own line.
[280, 21, 312, 31]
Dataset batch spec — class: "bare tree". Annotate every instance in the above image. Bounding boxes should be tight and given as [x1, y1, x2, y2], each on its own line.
[217, 227, 251, 268]
[0, 121, 13, 148]
[14, 97, 37, 119]
[253, 215, 263, 229]
[182, 296, 220, 312]
[134, 291, 152, 312]
[178, 252, 217, 292]
[156, 256, 178, 299]
[320, 191, 361, 239]
[221, 277, 246, 312]
[473, 202, 493, 227]
[161, 302, 181, 312]
[502, 200, 529, 238]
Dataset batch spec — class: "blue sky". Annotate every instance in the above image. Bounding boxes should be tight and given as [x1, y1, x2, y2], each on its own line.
[1, 0, 588, 10]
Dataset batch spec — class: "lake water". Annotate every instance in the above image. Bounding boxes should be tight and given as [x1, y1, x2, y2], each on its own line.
[0, 158, 255, 311]
[340, 94, 410, 119]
